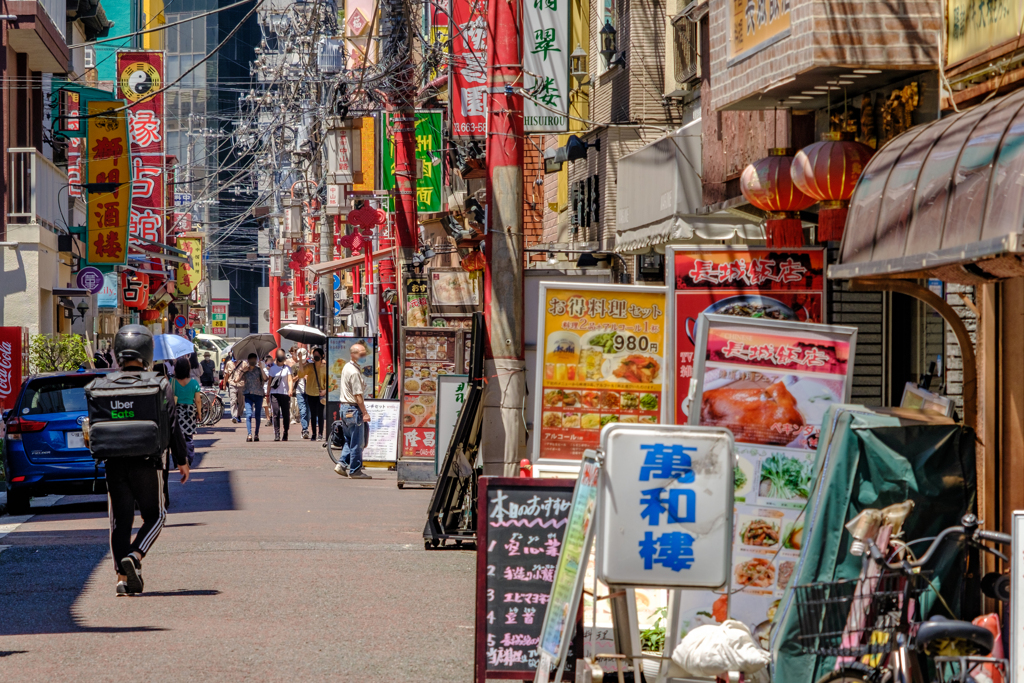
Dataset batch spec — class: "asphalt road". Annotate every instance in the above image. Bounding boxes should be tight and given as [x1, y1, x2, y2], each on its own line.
[0, 419, 475, 682]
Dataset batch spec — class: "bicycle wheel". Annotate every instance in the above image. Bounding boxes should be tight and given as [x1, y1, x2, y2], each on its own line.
[197, 392, 213, 426]
[325, 422, 342, 464]
[208, 395, 224, 425]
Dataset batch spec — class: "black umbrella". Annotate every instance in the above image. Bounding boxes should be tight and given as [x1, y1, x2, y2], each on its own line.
[230, 333, 278, 360]
[277, 324, 328, 346]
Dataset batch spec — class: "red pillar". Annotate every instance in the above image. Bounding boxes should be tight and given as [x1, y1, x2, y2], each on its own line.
[270, 274, 281, 346]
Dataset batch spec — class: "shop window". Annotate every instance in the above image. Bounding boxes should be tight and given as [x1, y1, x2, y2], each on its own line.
[570, 175, 600, 230]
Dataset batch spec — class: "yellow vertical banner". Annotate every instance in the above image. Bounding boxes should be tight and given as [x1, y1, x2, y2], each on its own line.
[86, 101, 131, 265]
[176, 236, 203, 296]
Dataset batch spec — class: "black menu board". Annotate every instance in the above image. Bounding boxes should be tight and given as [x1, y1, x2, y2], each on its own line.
[475, 478, 580, 682]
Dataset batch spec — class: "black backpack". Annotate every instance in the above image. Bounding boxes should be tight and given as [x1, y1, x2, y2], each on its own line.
[85, 371, 173, 460]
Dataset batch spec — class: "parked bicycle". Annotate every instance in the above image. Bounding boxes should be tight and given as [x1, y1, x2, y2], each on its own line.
[198, 388, 225, 427]
[795, 507, 1011, 683]
[322, 420, 344, 464]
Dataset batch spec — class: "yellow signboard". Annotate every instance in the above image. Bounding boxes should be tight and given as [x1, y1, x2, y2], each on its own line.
[947, 0, 1020, 65]
[176, 236, 203, 296]
[352, 116, 375, 194]
[86, 101, 131, 265]
[534, 285, 667, 462]
[728, 0, 791, 61]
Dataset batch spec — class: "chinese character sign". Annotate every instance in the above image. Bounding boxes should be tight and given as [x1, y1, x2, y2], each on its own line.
[595, 425, 734, 588]
[729, 0, 791, 60]
[176, 236, 202, 296]
[382, 111, 443, 212]
[117, 52, 165, 248]
[523, 0, 569, 131]
[451, 0, 488, 137]
[671, 247, 824, 424]
[534, 285, 666, 462]
[67, 91, 83, 198]
[682, 315, 855, 633]
[121, 272, 150, 310]
[85, 100, 131, 266]
[476, 480, 577, 679]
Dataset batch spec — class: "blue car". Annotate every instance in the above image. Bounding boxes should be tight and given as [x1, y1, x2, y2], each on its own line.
[2, 371, 110, 515]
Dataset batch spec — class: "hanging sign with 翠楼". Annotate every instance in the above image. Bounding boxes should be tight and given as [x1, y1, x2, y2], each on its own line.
[533, 283, 667, 463]
[475, 477, 580, 681]
[382, 110, 443, 212]
[85, 100, 131, 266]
[451, 0, 487, 137]
[117, 51, 166, 248]
[523, 0, 569, 131]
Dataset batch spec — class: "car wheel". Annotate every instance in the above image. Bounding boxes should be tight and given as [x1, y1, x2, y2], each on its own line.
[5, 489, 30, 516]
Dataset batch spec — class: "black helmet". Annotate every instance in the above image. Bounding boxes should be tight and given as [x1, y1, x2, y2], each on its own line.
[113, 324, 154, 369]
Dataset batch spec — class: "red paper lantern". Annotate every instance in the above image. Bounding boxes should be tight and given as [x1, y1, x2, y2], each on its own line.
[791, 133, 874, 243]
[740, 148, 816, 248]
[140, 309, 161, 322]
[460, 250, 486, 280]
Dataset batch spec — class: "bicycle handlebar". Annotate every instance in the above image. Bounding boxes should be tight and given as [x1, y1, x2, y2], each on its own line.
[866, 514, 1011, 572]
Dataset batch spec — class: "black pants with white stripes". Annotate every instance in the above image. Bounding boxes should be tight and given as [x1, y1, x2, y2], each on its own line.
[106, 460, 166, 576]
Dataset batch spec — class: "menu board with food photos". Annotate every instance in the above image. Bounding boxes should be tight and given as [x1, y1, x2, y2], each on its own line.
[681, 314, 856, 637]
[533, 283, 668, 462]
[401, 327, 462, 459]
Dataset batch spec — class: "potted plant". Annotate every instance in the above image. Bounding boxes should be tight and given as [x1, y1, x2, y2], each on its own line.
[639, 607, 668, 679]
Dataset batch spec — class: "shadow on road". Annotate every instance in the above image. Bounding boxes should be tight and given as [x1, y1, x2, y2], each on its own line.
[0, 651, 28, 658]
[137, 589, 221, 597]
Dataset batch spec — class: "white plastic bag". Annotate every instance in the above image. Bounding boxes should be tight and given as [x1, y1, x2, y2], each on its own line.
[670, 619, 771, 678]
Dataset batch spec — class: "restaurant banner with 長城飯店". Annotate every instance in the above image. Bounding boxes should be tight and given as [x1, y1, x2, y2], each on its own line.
[533, 283, 667, 464]
[679, 314, 856, 637]
[667, 247, 825, 425]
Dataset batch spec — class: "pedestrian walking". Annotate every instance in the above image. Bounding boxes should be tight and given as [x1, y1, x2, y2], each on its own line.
[333, 342, 372, 479]
[86, 325, 190, 596]
[295, 347, 327, 440]
[291, 348, 307, 429]
[189, 351, 203, 384]
[200, 352, 216, 388]
[264, 354, 275, 427]
[226, 355, 246, 423]
[240, 353, 269, 442]
[267, 349, 293, 441]
[173, 356, 203, 466]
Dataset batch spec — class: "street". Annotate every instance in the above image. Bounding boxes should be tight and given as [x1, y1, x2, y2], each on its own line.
[0, 420, 475, 682]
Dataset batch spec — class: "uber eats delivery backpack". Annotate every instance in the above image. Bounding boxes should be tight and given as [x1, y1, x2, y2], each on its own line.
[85, 371, 173, 460]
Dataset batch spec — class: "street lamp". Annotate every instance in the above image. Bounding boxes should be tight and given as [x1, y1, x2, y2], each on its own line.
[599, 21, 617, 65]
[60, 297, 89, 324]
[571, 45, 589, 85]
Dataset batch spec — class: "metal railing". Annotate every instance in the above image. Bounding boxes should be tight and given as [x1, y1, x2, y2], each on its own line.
[8, 148, 68, 233]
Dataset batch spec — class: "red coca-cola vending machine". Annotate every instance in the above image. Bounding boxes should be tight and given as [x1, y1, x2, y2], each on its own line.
[0, 326, 26, 416]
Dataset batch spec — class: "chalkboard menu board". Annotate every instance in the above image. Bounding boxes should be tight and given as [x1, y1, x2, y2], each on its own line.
[475, 478, 580, 682]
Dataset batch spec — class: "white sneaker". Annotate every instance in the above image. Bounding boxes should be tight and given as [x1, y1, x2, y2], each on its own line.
[334, 463, 349, 477]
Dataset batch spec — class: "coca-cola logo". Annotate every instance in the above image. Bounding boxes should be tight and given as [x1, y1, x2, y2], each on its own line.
[0, 341, 13, 398]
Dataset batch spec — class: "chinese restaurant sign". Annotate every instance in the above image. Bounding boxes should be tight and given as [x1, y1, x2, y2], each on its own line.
[405, 274, 430, 327]
[85, 100, 131, 266]
[475, 478, 579, 681]
[451, 0, 488, 137]
[947, 0, 1020, 65]
[523, 0, 569, 131]
[534, 284, 667, 462]
[67, 90, 83, 198]
[117, 51, 165, 248]
[382, 110, 442, 212]
[669, 247, 825, 425]
[595, 425, 734, 587]
[728, 0, 791, 62]
[176, 236, 203, 296]
[401, 328, 461, 459]
[684, 315, 856, 634]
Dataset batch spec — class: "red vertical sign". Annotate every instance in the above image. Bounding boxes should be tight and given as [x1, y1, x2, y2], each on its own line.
[0, 327, 24, 412]
[450, 0, 488, 137]
[66, 91, 83, 198]
[117, 52, 165, 250]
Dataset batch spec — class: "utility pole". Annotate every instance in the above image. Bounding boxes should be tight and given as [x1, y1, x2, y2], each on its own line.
[481, 0, 526, 476]
[390, 0, 419, 258]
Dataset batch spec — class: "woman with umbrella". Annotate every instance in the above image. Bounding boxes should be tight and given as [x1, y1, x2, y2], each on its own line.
[238, 352, 269, 442]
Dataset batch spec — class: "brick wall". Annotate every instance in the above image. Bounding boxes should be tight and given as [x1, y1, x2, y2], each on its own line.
[707, 0, 939, 111]
[524, 136, 547, 264]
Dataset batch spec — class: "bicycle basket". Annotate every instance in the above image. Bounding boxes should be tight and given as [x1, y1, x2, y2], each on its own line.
[793, 570, 933, 657]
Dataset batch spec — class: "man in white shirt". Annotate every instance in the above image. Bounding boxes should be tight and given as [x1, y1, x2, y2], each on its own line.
[267, 349, 293, 441]
[334, 343, 372, 479]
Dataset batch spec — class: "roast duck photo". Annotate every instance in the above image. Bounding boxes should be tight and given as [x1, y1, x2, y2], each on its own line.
[700, 381, 803, 445]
